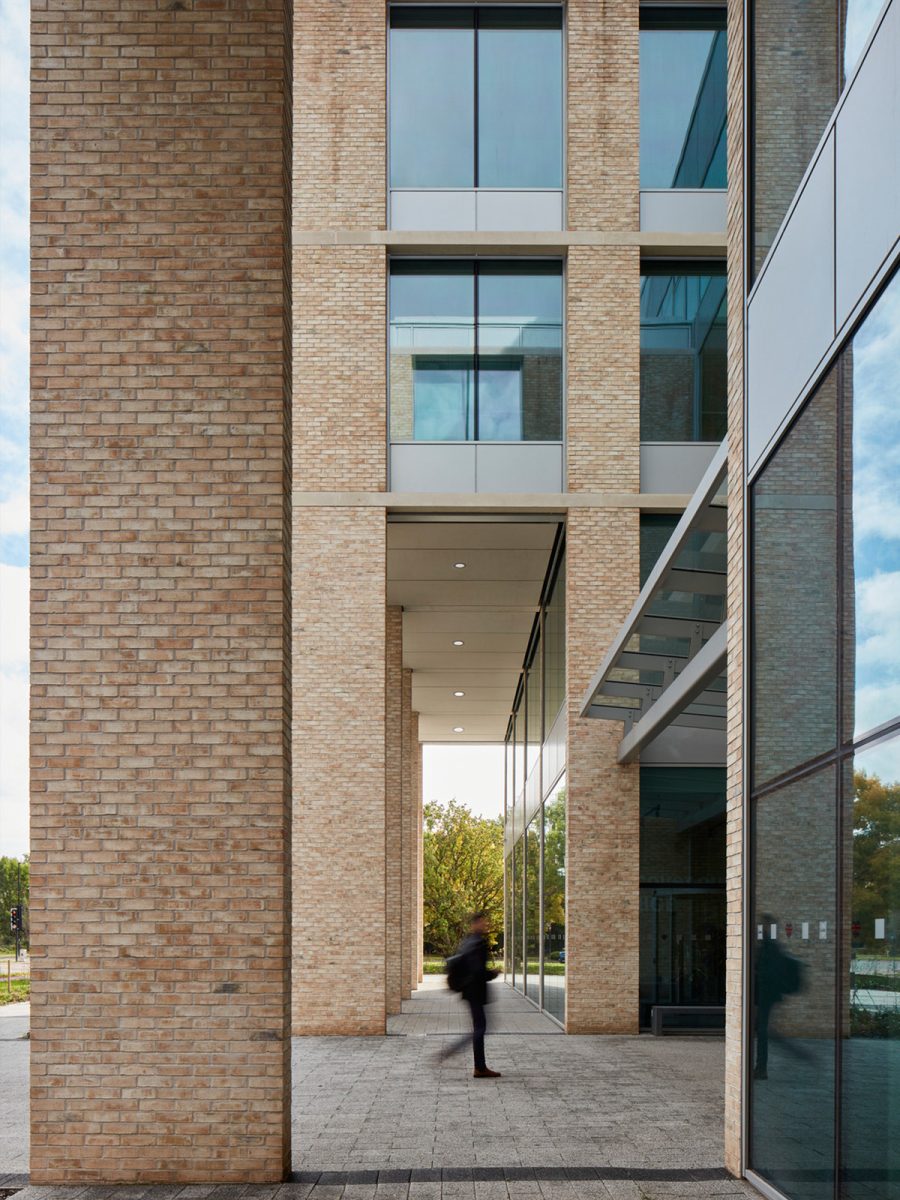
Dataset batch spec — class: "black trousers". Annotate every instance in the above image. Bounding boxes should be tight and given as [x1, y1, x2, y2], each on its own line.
[444, 997, 488, 1069]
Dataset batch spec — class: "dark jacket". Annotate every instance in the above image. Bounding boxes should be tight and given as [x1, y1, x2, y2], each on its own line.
[456, 932, 498, 1005]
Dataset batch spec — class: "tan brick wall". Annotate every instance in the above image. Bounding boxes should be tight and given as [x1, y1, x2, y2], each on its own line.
[724, 0, 746, 1175]
[565, 508, 640, 1034]
[385, 606, 404, 1016]
[30, 0, 292, 1181]
[292, 508, 386, 1034]
[567, 0, 639, 230]
[293, 246, 387, 493]
[293, 0, 385, 232]
[564, 229, 640, 1032]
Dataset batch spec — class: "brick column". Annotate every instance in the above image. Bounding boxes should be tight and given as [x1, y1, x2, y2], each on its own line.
[724, 0, 746, 1174]
[385, 607, 404, 1016]
[564, 242, 641, 1033]
[30, 0, 292, 1182]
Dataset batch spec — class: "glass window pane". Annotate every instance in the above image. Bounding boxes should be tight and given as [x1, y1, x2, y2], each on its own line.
[841, 734, 900, 1199]
[478, 264, 563, 442]
[478, 17, 562, 188]
[389, 18, 474, 188]
[752, 376, 838, 786]
[845, 271, 900, 741]
[390, 263, 475, 441]
[640, 268, 727, 442]
[844, 0, 887, 80]
[526, 633, 541, 776]
[750, 766, 837, 1200]
[542, 775, 566, 1022]
[543, 555, 566, 732]
[513, 836, 524, 990]
[640, 19, 727, 189]
[525, 818, 541, 1000]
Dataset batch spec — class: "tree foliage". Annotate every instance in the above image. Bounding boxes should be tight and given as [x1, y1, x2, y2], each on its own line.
[853, 770, 899, 952]
[423, 799, 504, 957]
[0, 857, 29, 951]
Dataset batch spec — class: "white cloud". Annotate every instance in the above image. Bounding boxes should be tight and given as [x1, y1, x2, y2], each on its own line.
[0, 482, 28, 539]
[0, 563, 28, 856]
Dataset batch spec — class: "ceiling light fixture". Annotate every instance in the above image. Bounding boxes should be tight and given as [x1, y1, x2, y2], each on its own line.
[452, 639, 464, 646]
[453, 691, 465, 697]
[453, 562, 466, 569]
[453, 726, 465, 733]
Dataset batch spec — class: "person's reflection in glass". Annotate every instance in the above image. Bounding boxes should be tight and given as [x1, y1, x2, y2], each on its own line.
[754, 915, 807, 1080]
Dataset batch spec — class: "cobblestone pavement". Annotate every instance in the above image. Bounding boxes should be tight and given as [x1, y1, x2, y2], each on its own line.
[0, 986, 757, 1198]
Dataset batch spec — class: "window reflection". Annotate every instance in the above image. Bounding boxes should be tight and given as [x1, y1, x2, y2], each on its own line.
[389, 260, 562, 443]
[543, 777, 566, 1022]
[525, 819, 541, 1000]
[640, 265, 727, 442]
[640, 9, 727, 190]
[389, 7, 562, 191]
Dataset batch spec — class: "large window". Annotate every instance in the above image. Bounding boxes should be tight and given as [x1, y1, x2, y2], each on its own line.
[640, 263, 727, 442]
[390, 260, 563, 443]
[640, 7, 726, 190]
[389, 7, 563, 190]
[749, 270, 900, 1200]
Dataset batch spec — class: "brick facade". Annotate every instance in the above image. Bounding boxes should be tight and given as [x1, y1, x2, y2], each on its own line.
[30, 0, 292, 1180]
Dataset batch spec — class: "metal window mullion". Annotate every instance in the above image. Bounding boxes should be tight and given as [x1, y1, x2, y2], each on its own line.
[473, 262, 479, 442]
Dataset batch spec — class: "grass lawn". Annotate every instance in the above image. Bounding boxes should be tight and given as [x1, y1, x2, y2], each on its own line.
[0, 978, 29, 1005]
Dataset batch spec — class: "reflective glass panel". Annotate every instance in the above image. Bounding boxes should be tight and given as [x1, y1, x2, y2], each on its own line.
[845, 271, 900, 742]
[542, 776, 566, 1022]
[640, 11, 727, 189]
[752, 375, 838, 787]
[477, 263, 563, 442]
[390, 262, 475, 441]
[525, 818, 541, 1000]
[526, 633, 541, 776]
[750, 766, 838, 1200]
[640, 267, 727, 442]
[513, 837, 524, 990]
[478, 10, 563, 188]
[841, 735, 900, 1199]
[389, 11, 474, 188]
[844, 0, 886, 80]
[543, 556, 566, 733]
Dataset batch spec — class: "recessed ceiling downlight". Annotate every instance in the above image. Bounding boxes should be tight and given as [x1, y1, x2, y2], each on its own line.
[453, 562, 466, 569]
[452, 639, 464, 646]
[453, 726, 465, 733]
[453, 691, 465, 697]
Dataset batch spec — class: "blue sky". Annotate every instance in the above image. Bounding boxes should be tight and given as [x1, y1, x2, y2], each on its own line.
[0, 0, 29, 858]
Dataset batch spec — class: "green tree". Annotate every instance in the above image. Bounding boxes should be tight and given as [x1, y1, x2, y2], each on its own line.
[423, 799, 504, 957]
[853, 770, 900, 953]
[0, 857, 29, 952]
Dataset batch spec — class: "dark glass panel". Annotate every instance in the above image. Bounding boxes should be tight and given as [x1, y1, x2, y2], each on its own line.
[840, 735, 900, 1199]
[478, 20, 562, 188]
[640, 267, 727, 442]
[389, 20, 474, 188]
[525, 633, 542, 777]
[844, 271, 900, 742]
[542, 776, 566, 1022]
[513, 837, 524, 990]
[543, 555, 566, 733]
[752, 376, 838, 786]
[640, 515, 679, 586]
[640, 12, 727, 189]
[640, 768, 726, 885]
[750, 767, 837, 1200]
[525, 818, 541, 1000]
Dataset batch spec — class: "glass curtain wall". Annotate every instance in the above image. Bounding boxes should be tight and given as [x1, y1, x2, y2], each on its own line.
[389, 260, 563, 443]
[389, 6, 563, 190]
[750, 0, 885, 282]
[749, 270, 900, 1200]
[640, 6, 727, 190]
[640, 263, 727, 442]
[504, 544, 567, 1022]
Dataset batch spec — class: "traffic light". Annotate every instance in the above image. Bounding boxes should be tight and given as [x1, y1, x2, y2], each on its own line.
[9, 906, 22, 933]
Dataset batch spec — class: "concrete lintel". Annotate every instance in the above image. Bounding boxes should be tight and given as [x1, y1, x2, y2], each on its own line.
[292, 491, 695, 510]
[293, 229, 728, 253]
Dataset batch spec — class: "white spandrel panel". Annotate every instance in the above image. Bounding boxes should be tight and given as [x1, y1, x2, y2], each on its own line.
[390, 444, 476, 492]
[476, 190, 563, 232]
[835, 0, 900, 330]
[639, 189, 727, 233]
[640, 442, 721, 495]
[475, 443, 564, 493]
[747, 131, 836, 475]
[390, 190, 477, 231]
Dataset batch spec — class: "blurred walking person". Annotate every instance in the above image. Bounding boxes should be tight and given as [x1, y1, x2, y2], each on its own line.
[443, 911, 501, 1078]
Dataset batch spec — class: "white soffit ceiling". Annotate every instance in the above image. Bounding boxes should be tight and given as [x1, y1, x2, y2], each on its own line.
[387, 519, 559, 744]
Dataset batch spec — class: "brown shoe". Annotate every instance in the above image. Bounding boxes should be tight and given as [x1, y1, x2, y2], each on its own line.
[473, 1067, 501, 1078]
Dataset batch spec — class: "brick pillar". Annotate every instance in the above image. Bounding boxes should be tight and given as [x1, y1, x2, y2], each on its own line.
[409, 711, 421, 994]
[724, 0, 746, 1175]
[564, 238, 641, 1033]
[292, 508, 386, 1034]
[30, 0, 292, 1182]
[400, 669, 414, 1000]
[385, 607, 404, 1016]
